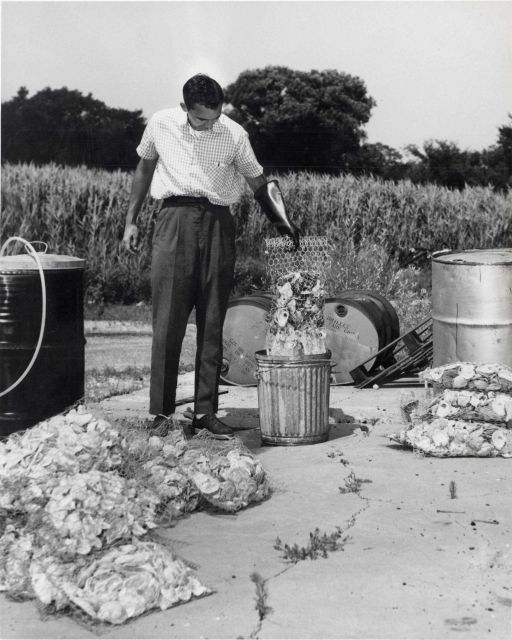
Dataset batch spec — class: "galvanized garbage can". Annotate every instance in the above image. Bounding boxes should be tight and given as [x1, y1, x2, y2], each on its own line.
[432, 248, 512, 367]
[255, 350, 331, 446]
[0, 252, 86, 436]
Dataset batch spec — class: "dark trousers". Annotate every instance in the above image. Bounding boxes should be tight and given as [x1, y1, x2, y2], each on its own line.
[150, 199, 236, 416]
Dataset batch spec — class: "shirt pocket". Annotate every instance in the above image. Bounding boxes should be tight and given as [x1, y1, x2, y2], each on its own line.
[203, 150, 234, 169]
[204, 160, 234, 189]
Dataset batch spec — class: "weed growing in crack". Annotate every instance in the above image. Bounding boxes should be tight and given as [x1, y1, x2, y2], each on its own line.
[449, 480, 457, 499]
[274, 525, 352, 563]
[358, 424, 371, 437]
[249, 572, 272, 622]
[327, 449, 349, 466]
[339, 471, 372, 494]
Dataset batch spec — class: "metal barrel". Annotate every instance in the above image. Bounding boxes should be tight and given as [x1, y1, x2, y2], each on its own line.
[255, 350, 331, 446]
[0, 253, 86, 436]
[432, 249, 512, 367]
[221, 293, 273, 386]
[336, 289, 400, 351]
[324, 296, 393, 384]
[222, 290, 399, 386]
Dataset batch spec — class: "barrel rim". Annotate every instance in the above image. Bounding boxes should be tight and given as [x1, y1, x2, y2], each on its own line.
[0, 254, 86, 271]
[255, 349, 331, 365]
[261, 433, 329, 446]
[432, 248, 512, 266]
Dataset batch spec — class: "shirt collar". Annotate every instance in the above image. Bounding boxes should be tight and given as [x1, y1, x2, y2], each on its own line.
[179, 109, 222, 136]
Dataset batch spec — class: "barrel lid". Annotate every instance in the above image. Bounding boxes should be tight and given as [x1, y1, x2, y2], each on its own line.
[433, 248, 512, 266]
[0, 253, 85, 271]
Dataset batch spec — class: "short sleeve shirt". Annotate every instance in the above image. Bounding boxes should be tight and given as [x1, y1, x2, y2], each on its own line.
[137, 107, 263, 205]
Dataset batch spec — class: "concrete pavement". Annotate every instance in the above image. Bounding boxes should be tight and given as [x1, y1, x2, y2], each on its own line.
[1, 373, 511, 639]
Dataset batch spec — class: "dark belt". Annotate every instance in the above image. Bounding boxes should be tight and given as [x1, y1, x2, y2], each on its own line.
[162, 195, 212, 207]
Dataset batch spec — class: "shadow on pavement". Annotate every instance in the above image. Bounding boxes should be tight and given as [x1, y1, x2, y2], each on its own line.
[220, 406, 370, 453]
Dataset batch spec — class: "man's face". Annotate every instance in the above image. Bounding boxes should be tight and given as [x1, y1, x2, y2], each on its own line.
[182, 102, 222, 131]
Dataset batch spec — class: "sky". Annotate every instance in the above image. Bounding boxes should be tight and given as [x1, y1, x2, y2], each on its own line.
[1, 0, 511, 155]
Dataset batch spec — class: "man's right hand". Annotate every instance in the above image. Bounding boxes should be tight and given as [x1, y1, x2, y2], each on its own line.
[122, 157, 158, 253]
[122, 223, 139, 253]
[254, 180, 302, 250]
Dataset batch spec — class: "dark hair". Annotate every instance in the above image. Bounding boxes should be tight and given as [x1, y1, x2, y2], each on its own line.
[182, 74, 224, 110]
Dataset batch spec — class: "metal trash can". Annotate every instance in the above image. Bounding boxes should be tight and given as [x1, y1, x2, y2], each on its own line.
[255, 350, 331, 446]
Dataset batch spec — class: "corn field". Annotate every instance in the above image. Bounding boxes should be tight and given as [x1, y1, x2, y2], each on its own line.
[1, 162, 511, 323]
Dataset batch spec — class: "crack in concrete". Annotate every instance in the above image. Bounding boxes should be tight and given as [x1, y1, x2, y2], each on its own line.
[247, 567, 290, 639]
[245, 464, 371, 639]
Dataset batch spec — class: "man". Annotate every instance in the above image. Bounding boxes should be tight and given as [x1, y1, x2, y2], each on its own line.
[122, 73, 300, 439]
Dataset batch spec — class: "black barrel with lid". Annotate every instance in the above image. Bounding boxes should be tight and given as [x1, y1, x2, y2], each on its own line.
[0, 253, 86, 436]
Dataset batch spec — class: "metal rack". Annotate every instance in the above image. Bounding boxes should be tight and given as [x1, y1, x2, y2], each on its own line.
[349, 317, 433, 388]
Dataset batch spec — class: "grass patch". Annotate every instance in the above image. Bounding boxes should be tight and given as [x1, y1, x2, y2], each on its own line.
[338, 471, 372, 494]
[84, 302, 198, 326]
[85, 362, 194, 403]
[84, 302, 152, 323]
[85, 366, 150, 402]
[327, 449, 349, 466]
[274, 524, 353, 563]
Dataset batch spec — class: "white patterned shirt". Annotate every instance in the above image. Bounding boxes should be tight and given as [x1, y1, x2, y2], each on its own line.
[137, 107, 263, 206]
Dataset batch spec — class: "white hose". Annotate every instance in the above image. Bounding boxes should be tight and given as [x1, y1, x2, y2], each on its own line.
[0, 237, 47, 397]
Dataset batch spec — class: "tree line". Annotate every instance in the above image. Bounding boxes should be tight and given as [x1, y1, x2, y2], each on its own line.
[2, 66, 511, 190]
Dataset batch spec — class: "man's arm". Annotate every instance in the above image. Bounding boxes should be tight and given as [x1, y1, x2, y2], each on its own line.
[245, 173, 268, 194]
[122, 157, 158, 252]
[249, 175, 302, 249]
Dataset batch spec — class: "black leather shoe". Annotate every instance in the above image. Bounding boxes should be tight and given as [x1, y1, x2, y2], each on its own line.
[192, 414, 234, 439]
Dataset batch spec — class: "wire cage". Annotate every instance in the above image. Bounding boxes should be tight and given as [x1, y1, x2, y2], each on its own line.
[264, 236, 333, 286]
[263, 236, 333, 357]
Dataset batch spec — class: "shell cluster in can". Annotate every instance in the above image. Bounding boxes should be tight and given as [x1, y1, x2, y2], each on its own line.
[264, 236, 332, 357]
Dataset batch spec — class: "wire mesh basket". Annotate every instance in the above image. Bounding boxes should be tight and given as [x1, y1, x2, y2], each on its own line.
[264, 236, 333, 286]
[263, 236, 333, 356]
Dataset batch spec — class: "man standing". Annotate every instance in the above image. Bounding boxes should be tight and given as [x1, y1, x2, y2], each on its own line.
[122, 74, 300, 439]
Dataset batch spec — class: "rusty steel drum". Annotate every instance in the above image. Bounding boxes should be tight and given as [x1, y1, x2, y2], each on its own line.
[432, 249, 512, 367]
